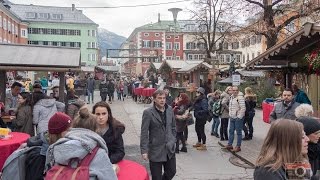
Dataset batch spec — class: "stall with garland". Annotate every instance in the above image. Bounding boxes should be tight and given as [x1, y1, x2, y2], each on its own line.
[246, 23, 320, 114]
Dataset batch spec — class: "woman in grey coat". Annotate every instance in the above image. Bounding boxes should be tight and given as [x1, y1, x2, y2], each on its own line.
[32, 92, 65, 134]
[45, 108, 117, 180]
[220, 86, 232, 141]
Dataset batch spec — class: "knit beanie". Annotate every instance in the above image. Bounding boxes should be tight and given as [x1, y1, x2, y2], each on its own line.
[197, 87, 205, 95]
[297, 116, 320, 136]
[48, 112, 72, 134]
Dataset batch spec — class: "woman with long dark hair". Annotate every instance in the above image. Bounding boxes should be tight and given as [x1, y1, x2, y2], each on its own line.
[92, 101, 125, 164]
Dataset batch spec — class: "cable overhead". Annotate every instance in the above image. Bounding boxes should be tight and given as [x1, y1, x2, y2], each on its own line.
[76, 0, 191, 9]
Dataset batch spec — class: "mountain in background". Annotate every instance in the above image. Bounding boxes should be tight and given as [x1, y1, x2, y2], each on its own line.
[98, 28, 127, 58]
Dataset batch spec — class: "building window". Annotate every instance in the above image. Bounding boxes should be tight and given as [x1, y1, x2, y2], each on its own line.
[226, 54, 231, 63]
[92, 42, 96, 48]
[185, 24, 195, 31]
[175, 56, 180, 60]
[92, 30, 96, 37]
[236, 54, 241, 63]
[199, 55, 204, 59]
[21, 29, 28, 38]
[166, 42, 172, 50]
[188, 54, 193, 60]
[26, 12, 36, 19]
[52, 14, 63, 20]
[220, 54, 225, 63]
[174, 42, 180, 50]
[12, 24, 15, 34]
[250, 36, 256, 45]
[166, 36, 171, 39]
[242, 55, 245, 63]
[154, 41, 162, 48]
[257, 35, 262, 43]
[88, 54, 92, 61]
[92, 54, 96, 61]
[194, 54, 199, 60]
[144, 33, 149, 37]
[143, 40, 151, 48]
[39, 13, 49, 19]
[186, 42, 196, 50]
[52, 42, 58, 46]
[3, 19, 7, 30]
[43, 41, 49, 45]
[174, 36, 179, 39]
[88, 30, 91, 36]
[223, 42, 228, 50]
[197, 43, 205, 49]
[166, 56, 172, 60]
[232, 42, 239, 49]
[252, 53, 255, 59]
[247, 53, 250, 61]
[155, 33, 160, 37]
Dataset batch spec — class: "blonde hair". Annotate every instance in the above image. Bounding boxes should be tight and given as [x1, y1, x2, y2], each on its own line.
[295, 104, 314, 118]
[256, 119, 305, 170]
[225, 86, 232, 92]
[245, 87, 253, 95]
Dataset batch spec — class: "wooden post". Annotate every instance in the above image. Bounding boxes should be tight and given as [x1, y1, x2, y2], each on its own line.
[59, 72, 65, 102]
[0, 71, 6, 103]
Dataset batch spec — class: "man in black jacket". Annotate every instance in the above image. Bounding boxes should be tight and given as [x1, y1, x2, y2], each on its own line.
[140, 90, 176, 180]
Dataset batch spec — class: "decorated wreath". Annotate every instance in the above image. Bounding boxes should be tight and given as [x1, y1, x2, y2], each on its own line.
[304, 48, 320, 74]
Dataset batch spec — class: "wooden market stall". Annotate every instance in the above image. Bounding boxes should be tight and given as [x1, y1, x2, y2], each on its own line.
[0, 43, 81, 102]
[246, 23, 320, 114]
[95, 66, 120, 80]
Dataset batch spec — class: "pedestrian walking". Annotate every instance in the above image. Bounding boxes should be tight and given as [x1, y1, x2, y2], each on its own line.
[225, 86, 246, 152]
[99, 78, 109, 102]
[173, 93, 190, 153]
[107, 79, 115, 103]
[192, 87, 209, 151]
[140, 90, 176, 180]
[243, 87, 257, 140]
[220, 86, 232, 141]
[269, 88, 300, 122]
[208, 90, 222, 138]
[86, 74, 95, 104]
[254, 119, 311, 180]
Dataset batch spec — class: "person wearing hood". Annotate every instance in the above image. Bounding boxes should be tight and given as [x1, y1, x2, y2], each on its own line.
[297, 116, 320, 174]
[92, 101, 125, 164]
[45, 107, 117, 180]
[25, 112, 71, 180]
[243, 87, 257, 140]
[66, 89, 86, 120]
[225, 86, 246, 152]
[99, 78, 109, 102]
[32, 92, 65, 134]
[192, 87, 209, 151]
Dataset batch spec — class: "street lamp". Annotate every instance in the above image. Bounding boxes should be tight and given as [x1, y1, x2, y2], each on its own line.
[168, 8, 182, 60]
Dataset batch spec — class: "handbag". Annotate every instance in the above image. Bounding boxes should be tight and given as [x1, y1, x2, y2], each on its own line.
[184, 112, 194, 125]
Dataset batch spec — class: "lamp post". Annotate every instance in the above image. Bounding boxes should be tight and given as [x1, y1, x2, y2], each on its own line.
[168, 8, 182, 60]
[229, 54, 236, 75]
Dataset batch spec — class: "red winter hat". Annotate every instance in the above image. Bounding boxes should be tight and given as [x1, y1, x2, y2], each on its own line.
[48, 112, 72, 134]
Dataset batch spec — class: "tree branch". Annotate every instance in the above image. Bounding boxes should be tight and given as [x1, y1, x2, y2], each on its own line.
[272, 0, 283, 7]
[243, 0, 265, 9]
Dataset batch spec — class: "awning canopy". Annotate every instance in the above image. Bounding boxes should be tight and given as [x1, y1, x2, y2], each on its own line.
[245, 23, 320, 69]
[96, 66, 120, 72]
[218, 77, 245, 84]
[236, 69, 265, 77]
[81, 66, 95, 72]
[0, 43, 81, 72]
[177, 62, 211, 73]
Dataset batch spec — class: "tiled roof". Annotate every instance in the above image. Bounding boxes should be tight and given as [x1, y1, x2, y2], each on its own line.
[9, 3, 97, 25]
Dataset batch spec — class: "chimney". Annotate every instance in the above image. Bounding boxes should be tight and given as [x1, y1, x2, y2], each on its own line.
[71, 4, 75, 11]
[158, 13, 161, 23]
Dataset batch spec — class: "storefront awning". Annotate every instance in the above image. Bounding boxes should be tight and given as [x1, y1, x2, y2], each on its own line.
[0, 43, 81, 72]
[245, 23, 320, 68]
[96, 66, 120, 72]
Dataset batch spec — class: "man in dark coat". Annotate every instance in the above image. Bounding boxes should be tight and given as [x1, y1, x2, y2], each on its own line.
[140, 90, 176, 180]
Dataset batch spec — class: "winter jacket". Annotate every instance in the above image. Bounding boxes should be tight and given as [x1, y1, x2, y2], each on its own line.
[166, 95, 174, 107]
[87, 78, 95, 92]
[26, 132, 50, 180]
[107, 80, 115, 93]
[99, 81, 109, 96]
[12, 105, 34, 136]
[101, 119, 125, 164]
[245, 94, 257, 116]
[173, 104, 189, 132]
[229, 92, 246, 119]
[193, 95, 209, 121]
[66, 99, 85, 120]
[45, 128, 117, 180]
[40, 78, 48, 88]
[220, 92, 230, 119]
[254, 166, 286, 180]
[308, 142, 320, 174]
[33, 99, 65, 134]
[295, 89, 311, 105]
[269, 100, 300, 122]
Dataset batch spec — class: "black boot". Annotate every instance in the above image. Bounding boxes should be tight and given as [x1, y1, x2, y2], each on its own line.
[175, 148, 179, 153]
[180, 146, 187, 152]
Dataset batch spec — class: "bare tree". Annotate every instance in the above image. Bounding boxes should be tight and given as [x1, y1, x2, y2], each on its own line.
[242, 0, 320, 49]
[189, 0, 242, 60]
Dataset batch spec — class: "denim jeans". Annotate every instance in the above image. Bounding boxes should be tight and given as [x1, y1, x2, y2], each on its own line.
[87, 90, 94, 103]
[228, 118, 244, 147]
[211, 116, 220, 134]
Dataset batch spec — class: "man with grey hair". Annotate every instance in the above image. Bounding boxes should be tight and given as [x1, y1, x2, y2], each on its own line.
[140, 90, 176, 180]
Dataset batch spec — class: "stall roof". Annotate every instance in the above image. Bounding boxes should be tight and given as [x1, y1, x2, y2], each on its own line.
[0, 43, 80, 71]
[218, 77, 245, 84]
[177, 62, 212, 73]
[96, 66, 120, 72]
[81, 66, 95, 72]
[245, 23, 320, 68]
[236, 69, 265, 77]
[159, 60, 203, 70]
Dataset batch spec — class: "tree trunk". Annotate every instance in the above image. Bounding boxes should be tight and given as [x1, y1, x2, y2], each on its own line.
[264, 5, 277, 49]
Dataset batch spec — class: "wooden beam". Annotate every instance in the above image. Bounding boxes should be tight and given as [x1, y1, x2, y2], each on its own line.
[0, 66, 80, 72]
[0, 71, 6, 103]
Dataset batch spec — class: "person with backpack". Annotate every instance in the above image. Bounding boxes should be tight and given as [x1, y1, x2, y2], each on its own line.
[220, 86, 232, 141]
[243, 87, 257, 141]
[45, 107, 117, 180]
[208, 90, 222, 138]
[1, 112, 71, 180]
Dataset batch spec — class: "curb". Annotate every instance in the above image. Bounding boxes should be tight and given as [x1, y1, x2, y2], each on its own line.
[218, 141, 255, 167]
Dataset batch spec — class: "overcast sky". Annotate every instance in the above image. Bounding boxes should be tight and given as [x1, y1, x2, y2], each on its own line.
[10, 0, 193, 37]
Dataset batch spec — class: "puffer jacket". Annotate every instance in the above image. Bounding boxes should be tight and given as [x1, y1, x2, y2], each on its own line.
[33, 99, 65, 134]
[229, 92, 246, 119]
[269, 100, 300, 122]
[45, 128, 117, 180]
[12, 105, 34, 136]
[245, 94, 257, 116]
[193, 95, 209, 121]
[99, 81, 109, 96]
[220, 92, 230, 119]
[66, 98, 85, 120]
